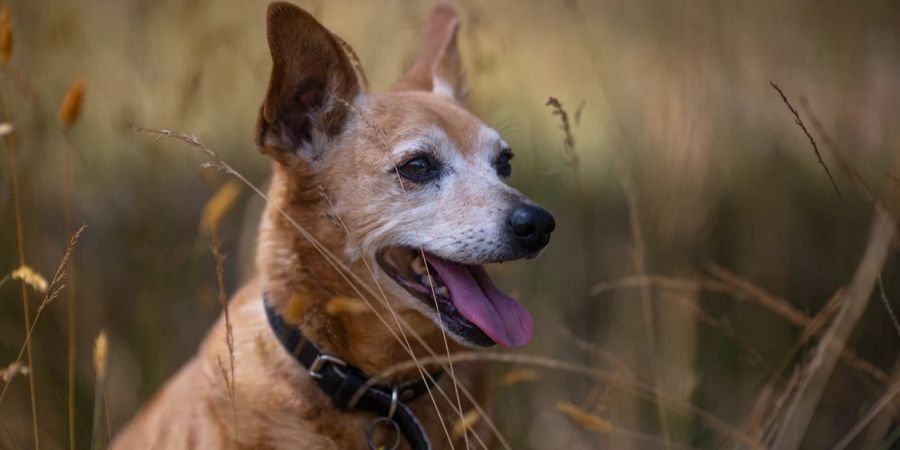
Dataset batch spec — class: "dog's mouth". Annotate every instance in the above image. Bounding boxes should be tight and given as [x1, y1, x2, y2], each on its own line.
[375, 246, 534, 348]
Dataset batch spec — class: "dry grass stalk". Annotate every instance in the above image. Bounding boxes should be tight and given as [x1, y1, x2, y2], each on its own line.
[560, 326, 634, 375]
[770, 206, 896, 449]
[90, 331, 110, 450]
[798, 97, 877, 204]
[0, 8, 11, 65]
[590, 275, 764, 365]
[0, 10, 38, 104]
[10, 265, 48, 294]
[200, 180, 241, 235]
[580, 365, 625, 420]
[876, 276, 900, 339]
[831, 381, 900, 450]
[799, 288, 845, 343]
[451, 410, 480, 440]
[0, 225, 86, 406]
[710, 265, 888, 383]
[3, 81, 39, 450]
[666, 292, 763, 366]
[544, 97, 608, 425]
[0, 362, 28, 383]
[800, 96, 900, 236]
[574, 99, 586, 126]
[211, 227, 239, 442]
[860, 358, 900, 448]
[590, 275, 733, 297]
[769, 81, 841, 197]
[741, 383, 773, 446]
[92, 331, 107, 380]
[372, 351, 762, 448]
[707, 264, 808, 327]
[63, 137, 77, 450]
[214, 355, 239, 446]
[752, 288, 848, 420]
[757, 366, 804, 445]
[325, 296, 368, 316]
[136, 125, 499, 450]
[333, 34, 369, 90]
[59, 81, 82, 450]
[556, 401, 613, 434]
[58, 79, 86, 127]
[545, 97, 578, 167]
[616, 134, 673, 446]
[499, 369, 540, 386]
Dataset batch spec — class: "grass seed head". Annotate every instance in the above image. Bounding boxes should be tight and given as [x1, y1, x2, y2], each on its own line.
[93, 330, 108, 380]
[11, 265, 48, 293]
[451, 409, 480, 439]
[0, 8, 11, 65]
[325, 296, 368, 316]
[200, 179, 241, 234]
[500, 369, 540, 386]
[59, 79, 87, 127]
[556, 401, 613, 434]
[0, 361, 28, 383]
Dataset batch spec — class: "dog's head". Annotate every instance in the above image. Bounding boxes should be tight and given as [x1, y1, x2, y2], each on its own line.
[256, 2, 554, 349]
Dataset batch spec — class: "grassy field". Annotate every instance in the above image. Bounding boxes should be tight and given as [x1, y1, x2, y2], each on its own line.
[1, 0, 899, 448]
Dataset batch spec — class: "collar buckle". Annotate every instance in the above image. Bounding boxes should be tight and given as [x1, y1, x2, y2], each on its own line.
[308, 353, 347, 379]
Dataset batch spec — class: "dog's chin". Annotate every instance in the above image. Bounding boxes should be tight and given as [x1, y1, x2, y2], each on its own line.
[375, 246, 535, 349]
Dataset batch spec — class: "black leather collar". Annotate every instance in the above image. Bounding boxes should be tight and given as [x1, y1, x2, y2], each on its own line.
[263, 294, 439, 450]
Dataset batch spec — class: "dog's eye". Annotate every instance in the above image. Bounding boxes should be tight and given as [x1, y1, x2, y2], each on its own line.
[397, 155, 439, 182]
[495, 150, 513, 178]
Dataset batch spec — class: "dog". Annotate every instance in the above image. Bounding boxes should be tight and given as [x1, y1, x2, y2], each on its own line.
[112, 2, 554, 449]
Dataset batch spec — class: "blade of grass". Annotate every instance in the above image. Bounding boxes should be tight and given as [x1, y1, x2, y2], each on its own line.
[1, 79, 38, 450]
[0, 225, 86, 406]
[769, 82, 841, 198]
[830, 382, 900, 450]
[90, 331, 107, 450]
[60, 78, 86, 450]
[617, 139, 672, 448]
[770, 206, 896, 449]
[369, 350, 764, 449]
[709, 265, 888, 383]
[210, 227, 238, 443]
[861, 358, 900, 449]
[876, 277, 900, 339]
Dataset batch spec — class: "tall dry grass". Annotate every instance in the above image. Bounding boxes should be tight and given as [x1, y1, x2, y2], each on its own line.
[1, 0, 899, 449]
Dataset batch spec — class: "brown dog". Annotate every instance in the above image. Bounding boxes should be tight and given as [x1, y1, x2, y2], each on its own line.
[113, 2, 554, 448]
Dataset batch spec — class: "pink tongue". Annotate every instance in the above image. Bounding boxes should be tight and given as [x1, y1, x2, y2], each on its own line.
[425, 255, 534, 348]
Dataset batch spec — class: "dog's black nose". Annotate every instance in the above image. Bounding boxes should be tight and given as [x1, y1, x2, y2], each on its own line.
[508, 204, 555, 252]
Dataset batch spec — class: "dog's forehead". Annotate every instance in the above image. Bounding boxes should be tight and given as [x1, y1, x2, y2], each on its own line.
[369, 92, 502, 158]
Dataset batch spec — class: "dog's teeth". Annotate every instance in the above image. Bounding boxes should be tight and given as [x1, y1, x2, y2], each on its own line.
[422, 274, 436, 287]
[436, 287, 449, 297]
[411, 257, 426, 276]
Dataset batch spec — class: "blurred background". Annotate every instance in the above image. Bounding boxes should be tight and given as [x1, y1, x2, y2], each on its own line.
[1, 0, 899, 448]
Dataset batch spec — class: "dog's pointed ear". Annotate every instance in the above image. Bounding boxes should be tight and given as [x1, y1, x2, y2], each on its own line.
[256, 2, 366, 161]
[393, 3, 464, 101]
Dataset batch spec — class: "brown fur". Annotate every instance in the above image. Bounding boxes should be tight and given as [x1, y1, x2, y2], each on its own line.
[114, 2, 508, 449]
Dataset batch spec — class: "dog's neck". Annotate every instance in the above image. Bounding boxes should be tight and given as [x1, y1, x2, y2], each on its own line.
[256, 162, 456, 378]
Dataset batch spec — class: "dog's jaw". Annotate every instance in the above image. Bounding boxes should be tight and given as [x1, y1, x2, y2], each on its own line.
[255, 164, 460, 376]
